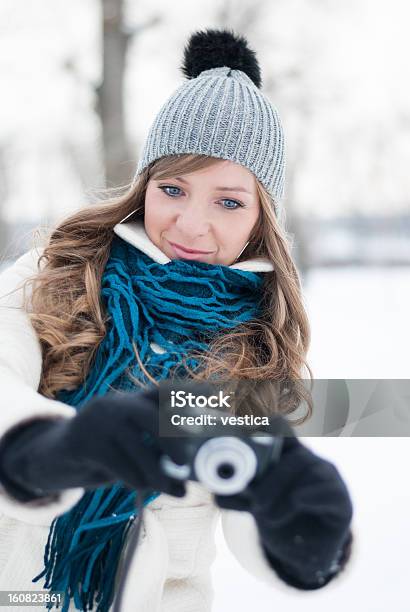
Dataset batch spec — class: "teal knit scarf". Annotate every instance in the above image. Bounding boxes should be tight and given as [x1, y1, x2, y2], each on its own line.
[32, 234, 265, 611]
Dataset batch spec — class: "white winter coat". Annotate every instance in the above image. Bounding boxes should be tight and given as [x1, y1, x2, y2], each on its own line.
[0, 220, 352, 611]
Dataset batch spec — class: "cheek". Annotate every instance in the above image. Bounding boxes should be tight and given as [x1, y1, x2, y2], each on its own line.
[217, 215, 253, 244]
[144, 193, 170, 232]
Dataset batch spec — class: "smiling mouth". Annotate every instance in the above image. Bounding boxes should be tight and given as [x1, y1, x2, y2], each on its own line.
[168, 241, 214, 255]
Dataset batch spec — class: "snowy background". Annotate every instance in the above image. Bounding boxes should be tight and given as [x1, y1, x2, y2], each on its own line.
[212, 266, 410, 611]
[0, 1, 409, 610]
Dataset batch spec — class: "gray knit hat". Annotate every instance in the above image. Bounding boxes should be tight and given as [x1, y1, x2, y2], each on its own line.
[135, 29, 286, 220]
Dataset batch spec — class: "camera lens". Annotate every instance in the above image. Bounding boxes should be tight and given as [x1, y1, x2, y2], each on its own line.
[194, 437, 257, 494]
[217, 462, 235, 479]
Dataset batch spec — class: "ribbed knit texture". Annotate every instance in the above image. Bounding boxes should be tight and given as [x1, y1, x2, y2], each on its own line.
[31, 235, 265, 612]
[135, 66, 286, 221]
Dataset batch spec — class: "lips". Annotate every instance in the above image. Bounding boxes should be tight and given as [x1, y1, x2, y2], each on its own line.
[169, 241, 213, 255]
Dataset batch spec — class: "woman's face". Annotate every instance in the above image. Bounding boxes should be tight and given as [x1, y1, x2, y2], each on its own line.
[144, 159, 260, 266]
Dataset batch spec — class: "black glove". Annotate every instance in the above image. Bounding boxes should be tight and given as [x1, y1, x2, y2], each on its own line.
[0, 385, 190, 503]
[214, 418, 354, 590]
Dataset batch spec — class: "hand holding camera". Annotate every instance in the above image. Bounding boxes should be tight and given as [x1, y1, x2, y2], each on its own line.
[0, 380, 353, 592]
[155, 381, 354, 590]
[0, 385, 191, 502]
[213, 428, 354, 590]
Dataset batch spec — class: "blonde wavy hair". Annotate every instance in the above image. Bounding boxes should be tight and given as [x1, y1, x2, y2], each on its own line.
[16, 154, 313, 423]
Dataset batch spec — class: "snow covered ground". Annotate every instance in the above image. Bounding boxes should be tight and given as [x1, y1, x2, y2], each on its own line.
[212, 265, 410, 611]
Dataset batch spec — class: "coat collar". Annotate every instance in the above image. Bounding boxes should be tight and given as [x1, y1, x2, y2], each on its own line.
[113, 220, 274, 272]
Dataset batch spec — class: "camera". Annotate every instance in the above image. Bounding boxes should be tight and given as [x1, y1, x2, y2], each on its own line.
[158, 388, 285, 495]
[160, 434, 283, 495]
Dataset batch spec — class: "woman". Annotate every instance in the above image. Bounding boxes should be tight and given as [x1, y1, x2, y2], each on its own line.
[0, 29, 354, 611]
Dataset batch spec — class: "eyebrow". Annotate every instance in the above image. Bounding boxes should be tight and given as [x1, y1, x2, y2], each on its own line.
[159, 176, 252, 195]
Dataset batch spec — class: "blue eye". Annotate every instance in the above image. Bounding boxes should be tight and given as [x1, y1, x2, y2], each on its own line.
[159, 185, 182, 197]
[221, 199, 243, 210]
[158, 185, 244, 210]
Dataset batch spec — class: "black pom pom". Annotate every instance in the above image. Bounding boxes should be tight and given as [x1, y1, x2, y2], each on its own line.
[180, 28, 262, 88]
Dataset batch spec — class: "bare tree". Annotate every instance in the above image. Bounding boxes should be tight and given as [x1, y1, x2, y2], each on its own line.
[97, 0, 161, 187]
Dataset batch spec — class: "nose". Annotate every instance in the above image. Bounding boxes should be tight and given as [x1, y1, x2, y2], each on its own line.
[174, 201, 211, 237]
